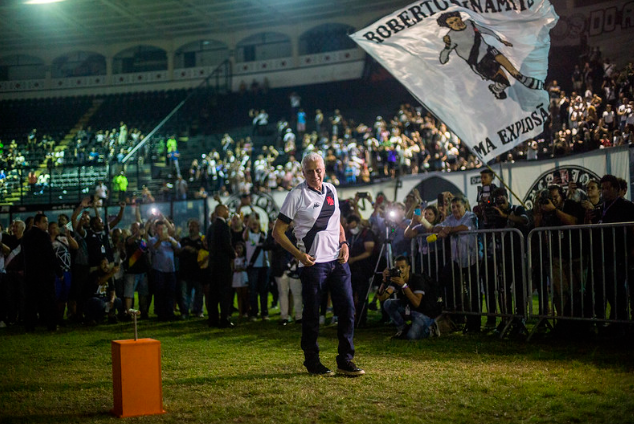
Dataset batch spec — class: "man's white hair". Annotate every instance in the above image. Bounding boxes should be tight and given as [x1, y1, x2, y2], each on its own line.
[301, 152, 324, 170]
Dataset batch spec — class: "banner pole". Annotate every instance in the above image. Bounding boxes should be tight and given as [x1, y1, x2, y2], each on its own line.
[407, 97, 529, 209]
[483, 162, 528, 209]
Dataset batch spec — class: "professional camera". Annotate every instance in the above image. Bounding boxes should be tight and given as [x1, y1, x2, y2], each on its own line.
[538, 189, 551, 205]
[477, 184, 495, 204]
[389, 267, 402, 278]
[385, 208, 400, 230]
[479, 195, 499, 225]
[480, 197, 494, 208]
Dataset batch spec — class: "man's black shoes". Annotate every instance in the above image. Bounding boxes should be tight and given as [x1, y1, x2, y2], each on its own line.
[337, 361, 365, 377]
[306, 362, 334, 376]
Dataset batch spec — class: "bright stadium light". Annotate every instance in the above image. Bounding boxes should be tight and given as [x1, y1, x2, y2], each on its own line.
[24, 0, 66, 4]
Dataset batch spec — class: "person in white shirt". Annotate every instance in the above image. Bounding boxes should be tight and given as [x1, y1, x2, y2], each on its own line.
[273, 153, 364, 377]
[602, 104, 615, 131]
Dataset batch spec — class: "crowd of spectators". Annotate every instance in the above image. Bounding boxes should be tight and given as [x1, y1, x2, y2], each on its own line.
[1, 48, 631, 204]
[0, 192, 321, 330]
[1, 45, 633, 335]
[546, 52, 634, 156]
[0, 120, 149, 201]
[177, 55, 632, 198]
[1, 163, 631, 342]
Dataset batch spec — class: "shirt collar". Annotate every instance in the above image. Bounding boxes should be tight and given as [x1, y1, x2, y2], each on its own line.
[307, 183, 325, 195]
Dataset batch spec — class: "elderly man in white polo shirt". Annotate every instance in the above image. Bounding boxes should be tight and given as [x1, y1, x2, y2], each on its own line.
[273, 152, 364, 377]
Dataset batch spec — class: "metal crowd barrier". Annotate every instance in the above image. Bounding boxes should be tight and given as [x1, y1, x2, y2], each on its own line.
[526, 222, 634, 340]
[411, 228, 527, 338]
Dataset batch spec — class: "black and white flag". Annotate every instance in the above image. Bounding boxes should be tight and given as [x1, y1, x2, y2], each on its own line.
[351, 0, 559, 163]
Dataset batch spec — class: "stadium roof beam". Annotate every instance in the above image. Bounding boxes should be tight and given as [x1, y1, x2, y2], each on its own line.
[97, 0, 173, 40]
[250, 0, 293, 25]
[175, 0, 229, 33]
[46, 4, 98, 42]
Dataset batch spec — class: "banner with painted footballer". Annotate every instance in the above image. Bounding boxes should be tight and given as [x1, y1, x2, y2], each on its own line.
[350, 0, 559, 163]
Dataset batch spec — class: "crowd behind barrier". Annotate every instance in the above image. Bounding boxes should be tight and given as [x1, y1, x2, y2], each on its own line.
[410, 228, 527, 338]
[527, 222, 634, 338]
[1, 166, 632, 346]
[1, 44, 633, 338]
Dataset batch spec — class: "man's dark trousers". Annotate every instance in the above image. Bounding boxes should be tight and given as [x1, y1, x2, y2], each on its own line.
[300, 260, 355, 368]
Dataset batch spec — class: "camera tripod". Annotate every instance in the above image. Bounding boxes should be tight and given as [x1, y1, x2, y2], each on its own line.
[356, 225, 395, 328]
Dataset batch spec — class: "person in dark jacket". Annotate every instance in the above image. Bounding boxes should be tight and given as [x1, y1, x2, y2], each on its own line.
[208, 204, 236, 328]
[22, 213, 59, 331]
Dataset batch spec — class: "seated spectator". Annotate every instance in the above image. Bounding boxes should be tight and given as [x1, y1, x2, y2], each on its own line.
[84, 258, 124, 324]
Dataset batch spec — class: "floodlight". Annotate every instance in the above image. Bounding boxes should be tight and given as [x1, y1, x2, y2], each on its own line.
[25, 0, 66, 4]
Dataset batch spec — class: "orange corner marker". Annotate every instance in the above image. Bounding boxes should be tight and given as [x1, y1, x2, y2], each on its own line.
[111, 339, 166, 418]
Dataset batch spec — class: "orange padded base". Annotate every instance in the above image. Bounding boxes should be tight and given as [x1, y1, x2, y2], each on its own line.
[111, 339, 166, 418]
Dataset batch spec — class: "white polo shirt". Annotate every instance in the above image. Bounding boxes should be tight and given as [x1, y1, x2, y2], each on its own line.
[278, 181, 340, 264]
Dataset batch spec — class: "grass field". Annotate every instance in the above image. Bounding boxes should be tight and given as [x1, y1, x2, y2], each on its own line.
[2, 310, 634, 424]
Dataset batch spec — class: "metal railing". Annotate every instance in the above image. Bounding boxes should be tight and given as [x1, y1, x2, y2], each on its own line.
[410, 223, 634, 339]
[1, 164, 110, 206]
[527, 222, 634, 339]
[412, 228, 527, 337]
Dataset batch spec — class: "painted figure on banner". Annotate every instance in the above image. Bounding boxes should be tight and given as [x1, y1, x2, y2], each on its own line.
[437, 11, 544, 100]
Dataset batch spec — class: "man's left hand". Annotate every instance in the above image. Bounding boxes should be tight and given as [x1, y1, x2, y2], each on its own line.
[391, 276, 405, 287]
[338, 243, 349, 264]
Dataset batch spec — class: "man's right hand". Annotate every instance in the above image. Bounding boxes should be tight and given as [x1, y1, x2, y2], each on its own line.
[298, 252, 316, 267]
[382, 268, 390, 282]
[80, 197, 92, 208]
[541, 199, 556, 213]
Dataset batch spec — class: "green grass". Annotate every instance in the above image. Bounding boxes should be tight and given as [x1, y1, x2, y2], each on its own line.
[2, 310, 634, 424]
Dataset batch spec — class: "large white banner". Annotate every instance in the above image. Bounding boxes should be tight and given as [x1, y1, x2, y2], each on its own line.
[351, 1, 559, 163]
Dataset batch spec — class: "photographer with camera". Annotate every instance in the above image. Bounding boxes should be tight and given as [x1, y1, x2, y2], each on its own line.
[369, 199, 411, 258]
[482, 187, 529, 333]
[581, 180, 602, 224]
[533, 185, 585, 330]
[345, 214, 376, 327]
[473, 169, 498, 230]
[378, 255, 441, 339]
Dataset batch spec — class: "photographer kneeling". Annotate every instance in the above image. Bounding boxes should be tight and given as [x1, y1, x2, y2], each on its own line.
[378, 255, 441, 340]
